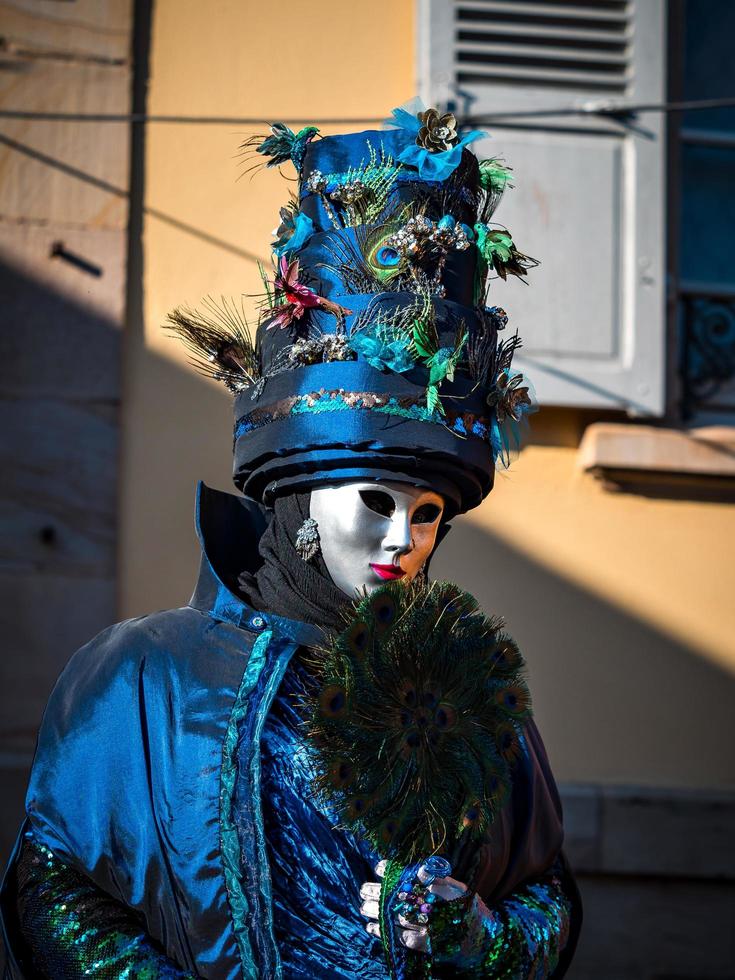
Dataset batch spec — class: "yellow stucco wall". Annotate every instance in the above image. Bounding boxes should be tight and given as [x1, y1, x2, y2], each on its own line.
[121, 0, 735, 790]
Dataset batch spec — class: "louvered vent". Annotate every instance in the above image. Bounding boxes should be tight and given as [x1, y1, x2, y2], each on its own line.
[455, 0, 632, 93]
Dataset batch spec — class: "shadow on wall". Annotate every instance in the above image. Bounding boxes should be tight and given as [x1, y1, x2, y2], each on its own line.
[0, 253, 120, 738]
[0, 249, 120, 835]
[434, 525, 735, 979]
[434, 522, 735, 790]
[0, 245, 237, 863]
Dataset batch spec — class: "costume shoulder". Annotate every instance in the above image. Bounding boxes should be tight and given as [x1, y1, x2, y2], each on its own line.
[23, 603, 256, 977]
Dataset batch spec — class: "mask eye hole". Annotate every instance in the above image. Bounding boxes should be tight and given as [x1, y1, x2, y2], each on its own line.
[359, 489, 395, 518]
[412, 503, 442, 526]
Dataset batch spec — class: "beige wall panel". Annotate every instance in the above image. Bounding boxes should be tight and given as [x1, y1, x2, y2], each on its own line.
[0, 225, 125, 398]
[0, 61, 130, 228]
[0, 0, 132, 62]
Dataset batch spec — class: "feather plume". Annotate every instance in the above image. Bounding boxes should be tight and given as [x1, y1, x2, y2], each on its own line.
[466, 308, 516, 388]
[476, 226, 539, 284]
[477, 158, 515, 224]
[306, 144, 402, 228]
[349, 288, 433, 343]
[165, 297, 260, 392]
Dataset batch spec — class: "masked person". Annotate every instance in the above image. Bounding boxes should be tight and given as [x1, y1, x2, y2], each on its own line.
[0, 104, 582, 979]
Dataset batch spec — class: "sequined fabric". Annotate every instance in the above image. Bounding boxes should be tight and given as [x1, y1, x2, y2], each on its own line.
[432, 868, 572, 979]
[14, 830, 193, 979]
[234, 389, 491, 442]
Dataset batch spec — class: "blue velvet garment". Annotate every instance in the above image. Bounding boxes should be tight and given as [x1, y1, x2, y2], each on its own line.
[254, 656, 389, 979]
[0, 483, 577, 978]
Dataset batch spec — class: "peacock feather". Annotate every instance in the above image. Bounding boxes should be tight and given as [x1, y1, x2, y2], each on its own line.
[166, 297, 260, 392]
[301, 580, 531, 865]
[316, 201, 412, 294]
[365, 228, 410, 285]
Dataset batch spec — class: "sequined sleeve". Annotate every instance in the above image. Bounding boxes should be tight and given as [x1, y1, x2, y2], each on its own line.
[432, 868, 573, 979]
[15, 829, 195, 979]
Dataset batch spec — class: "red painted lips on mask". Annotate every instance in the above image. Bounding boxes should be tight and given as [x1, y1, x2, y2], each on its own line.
[369, 563, 407, 581]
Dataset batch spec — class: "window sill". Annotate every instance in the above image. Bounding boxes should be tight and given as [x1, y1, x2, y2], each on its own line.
[577, 423, 735, 498]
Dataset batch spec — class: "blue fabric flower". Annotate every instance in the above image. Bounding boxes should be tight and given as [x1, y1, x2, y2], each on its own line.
[386, 102, 486, 180]
[398, 131, 486, 180]
[387, 105, 422, 136]
[272, 211, 314, 258]
[349, 329, 415, 374]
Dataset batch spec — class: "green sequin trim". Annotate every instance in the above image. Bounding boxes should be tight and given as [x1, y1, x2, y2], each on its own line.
[234, 389, 491, 442]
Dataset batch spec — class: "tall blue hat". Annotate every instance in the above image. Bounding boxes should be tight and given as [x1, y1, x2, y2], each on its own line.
[169, 103, 536, 517]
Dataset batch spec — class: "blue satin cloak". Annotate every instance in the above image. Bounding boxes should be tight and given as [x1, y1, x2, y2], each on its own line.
[1, 483, 568, 978]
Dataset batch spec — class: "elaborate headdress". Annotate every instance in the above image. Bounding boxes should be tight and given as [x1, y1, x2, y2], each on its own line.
[169, 102, 536, 516]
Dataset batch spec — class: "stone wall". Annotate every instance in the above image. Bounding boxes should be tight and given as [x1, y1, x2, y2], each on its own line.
[0, 0, 133, 856]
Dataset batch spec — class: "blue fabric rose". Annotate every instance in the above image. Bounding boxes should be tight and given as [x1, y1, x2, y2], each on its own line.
[349, 329, 415, 374]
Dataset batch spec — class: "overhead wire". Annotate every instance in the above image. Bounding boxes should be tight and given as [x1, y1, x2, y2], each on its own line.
[0, 97, 734, 126]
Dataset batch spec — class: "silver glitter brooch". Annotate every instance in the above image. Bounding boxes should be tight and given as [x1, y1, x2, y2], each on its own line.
[295, 517, 321, 562]
[287, 334, 355, 367]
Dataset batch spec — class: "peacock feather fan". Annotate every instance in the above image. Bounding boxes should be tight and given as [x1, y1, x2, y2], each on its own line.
[166, 297, 260, 392]
[301, 580, 531, 864]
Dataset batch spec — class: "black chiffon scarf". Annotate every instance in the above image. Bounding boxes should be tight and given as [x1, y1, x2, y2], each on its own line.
[237, 492, 351, 632]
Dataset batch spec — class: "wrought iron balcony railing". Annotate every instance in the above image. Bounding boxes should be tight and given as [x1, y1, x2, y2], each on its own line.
[679, 281, 735, 421]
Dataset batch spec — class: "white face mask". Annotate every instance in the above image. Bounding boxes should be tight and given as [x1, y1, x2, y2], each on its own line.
[309, 481, 445, 599]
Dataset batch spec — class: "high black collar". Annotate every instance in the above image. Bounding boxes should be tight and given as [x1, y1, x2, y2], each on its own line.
[188, 481, 325, 649]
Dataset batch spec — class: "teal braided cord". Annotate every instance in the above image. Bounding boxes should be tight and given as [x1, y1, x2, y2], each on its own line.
[220, 629, 274, 978]
[432, 872, 572, 979]
[246, 637, 296, 980]
[15, 830, 194, 978]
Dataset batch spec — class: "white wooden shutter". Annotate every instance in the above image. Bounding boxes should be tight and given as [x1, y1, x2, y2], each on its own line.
[417, 0, 667, 414]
